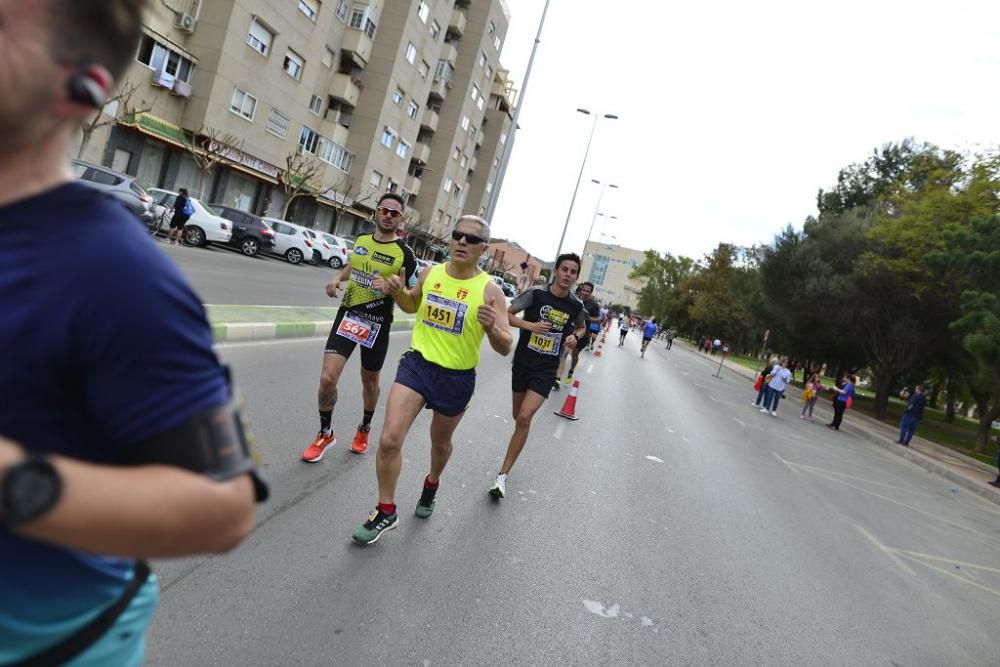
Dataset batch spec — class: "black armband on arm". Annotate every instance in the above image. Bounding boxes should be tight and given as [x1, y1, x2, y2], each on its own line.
[119, 398, 269, 502]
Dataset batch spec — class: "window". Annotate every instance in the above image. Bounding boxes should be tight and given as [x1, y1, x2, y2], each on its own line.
[298, 0, 319, 21]
[469, 125, 477, 139]
[460, 115, 470, 131]
[369, 170, 383, 191]
[493, 156, 500, 167]
[299, 126, 321, 154]
[494, 34, 501, 50]
[435, 60, 454, 82]
[442, 177, 453, 193]
[476, 97, 484, 111]
[486, 181, 493, 194]
[488, 21, 495, 35]
[136, 35, 195, 82]
[322, 47, 335, 67]
[417, 1, 429, 23]
[418, 60, 430, 79]
[452, 147, 460, 161]
[479, 51, 487, 68]
[350, 5, 377, 38]
[407, 100, 419, 119]
[317, 137, 354, 172]
[267, 108, 290, 137]
[380, 126, 397, 148]
[405, 42, 417, 65]
[283, 49, 305, 80]
[392, 87, 404, 106]
[335, 0, 349, 21]
[459, 154, 468, 168]
[485, 64, 494, 81]
[433, 209, 443, 224]
[386, 179, 398, 193]
[470, 84, 480, 102]
[396, 140, 411, 159]
[429, 19, 440, 40]
[246, 19, 274, 56]
[444, 214, 453, 228]
[229, 87, 257, 120]
[500, 131, 508, 145]
[309, 95, 324, 115]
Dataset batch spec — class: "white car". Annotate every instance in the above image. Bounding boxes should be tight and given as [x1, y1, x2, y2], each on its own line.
[320, 233, 351, 269]
[148, 188, 232, 247]
[261, 217, 314, 265]
[286, 223, 344, 269]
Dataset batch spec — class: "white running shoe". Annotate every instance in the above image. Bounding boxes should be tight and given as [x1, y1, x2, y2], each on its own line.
[759, 408, 768, 413]
[770, 411, 778, 417]
[489, 473, 507, 499]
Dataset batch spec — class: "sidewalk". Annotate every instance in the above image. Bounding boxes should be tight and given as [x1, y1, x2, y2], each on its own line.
[676, 340, 1000, 507]
[206, 304, 415, 343]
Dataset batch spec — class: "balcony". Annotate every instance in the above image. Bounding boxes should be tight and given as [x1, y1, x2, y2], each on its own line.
[428, 77, 449, 101]
[448, 9, 466, 37]
[420, 108, 440, 133]
[413, 141, 431, 164]
[405, 174, 422, 197]
[441, 42, 458, 65]
[341, 28, 373, 68]
[329, 73, 361, 108]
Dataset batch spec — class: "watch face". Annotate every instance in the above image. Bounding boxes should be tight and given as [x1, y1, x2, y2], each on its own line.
[7, 461, 60, 522]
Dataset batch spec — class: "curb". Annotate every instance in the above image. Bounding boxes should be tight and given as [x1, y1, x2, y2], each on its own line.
[677, 341, 1000, 507]
[211, 317, 416, 343]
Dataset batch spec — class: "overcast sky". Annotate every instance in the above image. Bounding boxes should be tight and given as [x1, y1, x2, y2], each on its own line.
[488, 0, 1000, 262]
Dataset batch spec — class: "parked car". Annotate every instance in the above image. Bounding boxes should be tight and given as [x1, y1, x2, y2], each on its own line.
[207, 204, 275, 257]
[320, 233, 351, 269]
[502, 281, 516, 297]
[415, 258, 435, 276]
[286, 223, 341, 268]
[148, 189, 232, 247]
[70, 158, 154, 222]
[261, 217, 313, 265]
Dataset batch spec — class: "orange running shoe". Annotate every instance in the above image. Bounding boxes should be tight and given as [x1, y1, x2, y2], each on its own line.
[350, 426, 370, 454]
[302, 430, 336, 462]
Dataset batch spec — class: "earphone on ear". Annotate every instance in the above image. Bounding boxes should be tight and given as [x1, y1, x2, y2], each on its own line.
[68, 68, 107, 108]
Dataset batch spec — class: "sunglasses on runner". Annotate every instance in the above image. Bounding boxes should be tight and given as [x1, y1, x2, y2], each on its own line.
[450, 230, 486, 245]
[376, 206, 403, 218]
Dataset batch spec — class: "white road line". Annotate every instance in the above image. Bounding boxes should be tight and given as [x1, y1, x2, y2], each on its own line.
[733, 417, 749, 428]
[856, 526, 917, 577]
[553, 422, 566, 440]
[586, 363, 594, 375]
[708, 395, 719, 403]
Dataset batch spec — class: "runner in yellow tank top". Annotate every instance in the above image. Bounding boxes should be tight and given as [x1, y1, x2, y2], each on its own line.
[352, 216, 513, 545]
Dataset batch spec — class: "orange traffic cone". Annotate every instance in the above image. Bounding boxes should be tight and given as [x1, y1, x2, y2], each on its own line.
[555, 380, 581, 420]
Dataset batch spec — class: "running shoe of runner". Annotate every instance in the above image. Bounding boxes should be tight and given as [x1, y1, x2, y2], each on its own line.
[302, 193, 417, 462]
[352, 216, 513, 545]
[490, 253, 586, 499]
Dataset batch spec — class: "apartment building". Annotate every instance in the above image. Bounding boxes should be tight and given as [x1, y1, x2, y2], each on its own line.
[579, 240, 648, 310]
[74, 0, 513, 242]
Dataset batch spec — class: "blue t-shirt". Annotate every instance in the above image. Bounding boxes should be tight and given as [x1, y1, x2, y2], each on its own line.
[837, 382, 855, 403]
[642, 321, 657, 338]
[0, 183, 228, 656]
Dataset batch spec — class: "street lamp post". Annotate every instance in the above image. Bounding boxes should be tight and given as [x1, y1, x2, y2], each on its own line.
[553, 109, 617, 260]
[582, 180, 617, 254]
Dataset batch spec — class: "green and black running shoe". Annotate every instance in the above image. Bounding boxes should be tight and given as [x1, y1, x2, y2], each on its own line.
[352, 508, 399, 545]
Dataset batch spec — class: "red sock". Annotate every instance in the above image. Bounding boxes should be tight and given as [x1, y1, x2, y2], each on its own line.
[424, 475, 439, 489]
[377, 502, 396, 515]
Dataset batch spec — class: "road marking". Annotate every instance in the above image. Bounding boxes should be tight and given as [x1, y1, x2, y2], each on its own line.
[708, 395, 719, 403]
[897, 554, 1000, 599]
[666, 428, 674, 434]
[682, 436, 691, 443]
[553, 422, 566, 440]
[856, 525, 916, 576]
[681, 371, 689, 376]
[586, 363, 594, 375]
[733, 417, 749, 428]
[645, 455, 664, 463]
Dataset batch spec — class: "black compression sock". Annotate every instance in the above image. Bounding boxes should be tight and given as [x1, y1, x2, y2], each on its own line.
[320, 410, 332, 433]
[362, 409, 375, 429]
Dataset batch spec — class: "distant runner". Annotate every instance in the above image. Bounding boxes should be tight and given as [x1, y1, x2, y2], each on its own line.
[640, 318, 657, 358]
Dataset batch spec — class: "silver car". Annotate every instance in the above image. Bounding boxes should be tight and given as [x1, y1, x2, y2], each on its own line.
[71, 159, 154, 222]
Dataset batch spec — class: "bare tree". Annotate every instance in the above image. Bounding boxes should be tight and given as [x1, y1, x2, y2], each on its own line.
[179, 127, 245, 199]
[317, 172, 378, 234]
[76, 80, 151, 159]
[278, 151, 324, 219]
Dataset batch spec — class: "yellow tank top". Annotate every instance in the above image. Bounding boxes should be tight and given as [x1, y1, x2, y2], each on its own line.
[411, 264, 491, 370]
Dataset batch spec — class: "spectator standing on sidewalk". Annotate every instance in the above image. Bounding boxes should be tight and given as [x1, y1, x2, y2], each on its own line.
[760, 359, 792, 416]
[0, 2, 266, 663]
[166, 187, 192, 245]
[989, 432, 1000, 488]
[897, 384, 927, 446]
[828, 374, 856, 431]
[800, 373, 823, 420]
[752, 357, 778, 408]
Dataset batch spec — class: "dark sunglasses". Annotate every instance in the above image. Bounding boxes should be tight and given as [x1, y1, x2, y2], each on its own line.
[376, 206, 403, 218]
[451, 230, 486, 245]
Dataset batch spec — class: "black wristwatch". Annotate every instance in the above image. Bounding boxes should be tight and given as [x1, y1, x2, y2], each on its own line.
[1, 455, 62, 527]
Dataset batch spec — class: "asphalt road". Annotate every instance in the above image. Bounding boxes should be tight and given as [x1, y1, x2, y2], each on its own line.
[159, 240, 339, 307]
[146, 328, 1000, 665]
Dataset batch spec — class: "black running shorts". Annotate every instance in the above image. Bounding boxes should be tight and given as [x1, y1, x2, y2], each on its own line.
[325, 307, 392, 371]
[511, 360, 557, 399]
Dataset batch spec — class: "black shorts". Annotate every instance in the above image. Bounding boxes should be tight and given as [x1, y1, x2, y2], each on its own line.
[325, 307, 392, 371]
[169, 212, 190, 229]
[394, 350, 475, 417]
[577, 333, 593, 350]
[511, 360, 558, 399]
